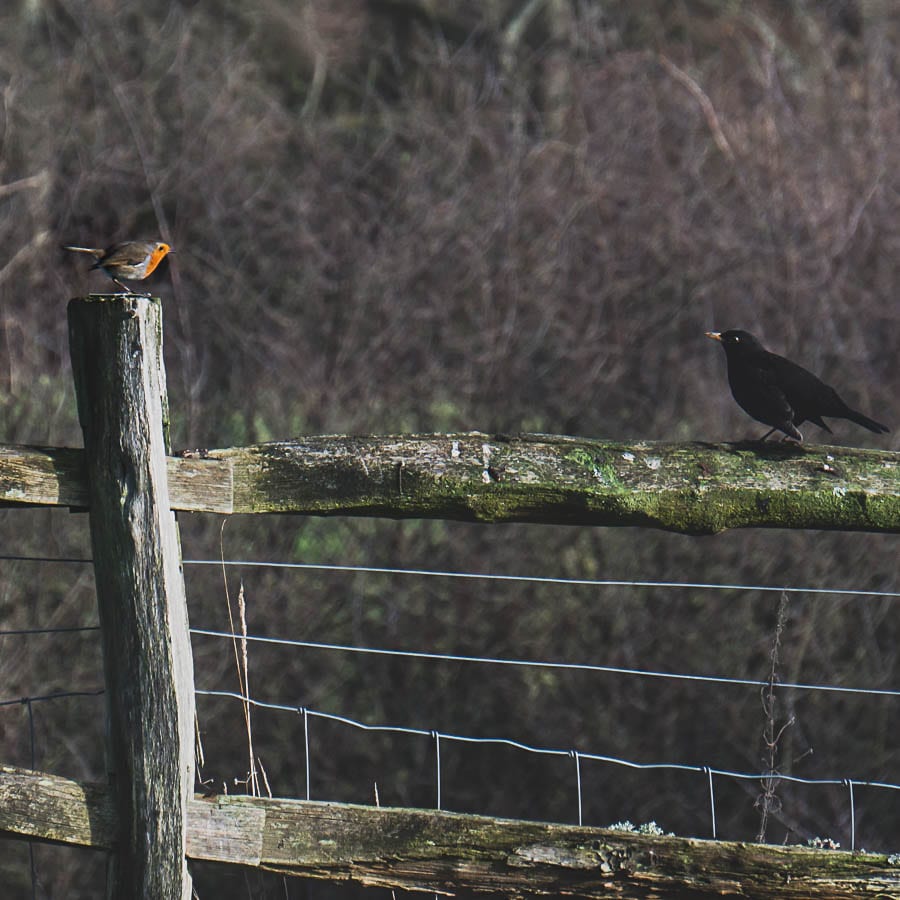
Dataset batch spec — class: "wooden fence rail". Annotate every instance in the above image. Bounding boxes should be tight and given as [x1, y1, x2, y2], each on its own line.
[0, 295, 897, 898]
[2, 764, 899, 900]
[2, 435, 899, 533]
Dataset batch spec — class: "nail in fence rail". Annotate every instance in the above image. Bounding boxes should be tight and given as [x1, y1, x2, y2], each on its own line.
[68, 296, 195, 900]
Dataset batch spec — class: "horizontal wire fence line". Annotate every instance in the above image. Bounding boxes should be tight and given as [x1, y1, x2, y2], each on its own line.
[183, 558, 900, 599]
[1, 552, 897, 599]
[9, 550, 896, 706]
[190, 628, 900, 698]
[0, 626, 99, 636]
[195, 688, 900, 844]
[0, 555, 92, 564]
[194, 689, 900, 792]
[0, 689, 105, 708]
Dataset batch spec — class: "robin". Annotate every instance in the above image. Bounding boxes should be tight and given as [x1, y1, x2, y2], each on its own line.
[706, 329, 889, 442]
[62, 240, 174, 294]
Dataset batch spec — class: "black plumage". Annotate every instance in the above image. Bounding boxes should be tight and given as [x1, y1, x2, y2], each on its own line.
[706, 329, 889, 442]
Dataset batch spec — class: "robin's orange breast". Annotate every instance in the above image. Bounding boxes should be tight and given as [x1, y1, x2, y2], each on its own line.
[95, 242, 173, 279]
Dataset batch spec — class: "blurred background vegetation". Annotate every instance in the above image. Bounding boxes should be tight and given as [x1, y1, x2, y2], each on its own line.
[0, 0, 897, 896]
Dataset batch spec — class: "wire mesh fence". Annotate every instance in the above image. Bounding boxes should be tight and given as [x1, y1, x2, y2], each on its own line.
[1, 510, 898, 898]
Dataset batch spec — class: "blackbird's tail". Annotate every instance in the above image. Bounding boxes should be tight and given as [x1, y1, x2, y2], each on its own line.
[843, 408, 890, 434]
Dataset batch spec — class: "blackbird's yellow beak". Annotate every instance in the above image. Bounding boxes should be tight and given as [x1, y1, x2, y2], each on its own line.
[705, 331, 722, 342]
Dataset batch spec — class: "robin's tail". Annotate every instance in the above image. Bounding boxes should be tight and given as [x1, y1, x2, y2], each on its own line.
[843, 407, 890, 434]
[61, 245, 104, 259]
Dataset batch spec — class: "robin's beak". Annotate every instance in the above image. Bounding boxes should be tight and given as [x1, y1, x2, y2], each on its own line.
[705, 331, 722, 342]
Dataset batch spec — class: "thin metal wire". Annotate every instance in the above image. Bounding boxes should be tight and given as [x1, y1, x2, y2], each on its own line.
[183, 558, 900, 599]
[3, 552, 895, 598]
[0, 690, 104, 708]
[301, 708, 311, 801]
[433, 732, 442, 811]
[849, 779, 900, 791]
[2, 551, 893, 600]
[0, 626, 99, 636]
[572, 751, 583, 826]
[846, 779, 856, 851]
[195, 690, 900, 793]
[705, 767, 716, 839]
[706, 768, 843, 786]
[25, 699, 36, 769]
[190, 629, 900, 699]
[199, 693, 434, 736]
[0, 554, 91, 565]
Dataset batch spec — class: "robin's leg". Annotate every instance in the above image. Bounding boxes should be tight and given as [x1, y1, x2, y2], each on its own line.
[118, 278, 152, 298]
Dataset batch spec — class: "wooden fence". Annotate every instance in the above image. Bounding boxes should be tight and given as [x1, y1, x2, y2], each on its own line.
[0, 295, 898, 898]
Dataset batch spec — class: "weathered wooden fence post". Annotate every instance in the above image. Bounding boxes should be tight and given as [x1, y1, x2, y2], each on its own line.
[68, 296, 194, 899]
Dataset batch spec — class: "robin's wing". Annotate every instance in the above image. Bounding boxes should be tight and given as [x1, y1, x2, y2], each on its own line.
[96, 242, 151, 267]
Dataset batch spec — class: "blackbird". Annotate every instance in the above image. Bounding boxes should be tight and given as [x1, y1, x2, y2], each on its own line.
[706, 329, 889, 441]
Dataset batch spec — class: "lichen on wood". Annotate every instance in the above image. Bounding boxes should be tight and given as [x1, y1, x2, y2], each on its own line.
[181, 434, 900, 535]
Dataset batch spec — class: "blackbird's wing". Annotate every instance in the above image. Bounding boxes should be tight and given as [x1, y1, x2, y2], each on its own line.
[767, 352, 839, 432]
[726, 355, 796, 430]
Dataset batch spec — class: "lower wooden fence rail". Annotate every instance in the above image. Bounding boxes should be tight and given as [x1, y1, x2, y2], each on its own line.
[0, 296, 896, 898]
[1, 764, 898, 899]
